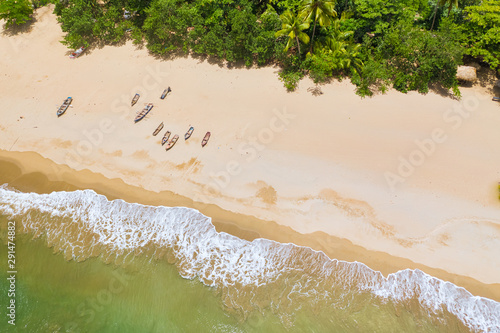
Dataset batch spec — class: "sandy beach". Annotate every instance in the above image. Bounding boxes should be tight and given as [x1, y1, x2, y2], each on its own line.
[1, 5, 500, 302]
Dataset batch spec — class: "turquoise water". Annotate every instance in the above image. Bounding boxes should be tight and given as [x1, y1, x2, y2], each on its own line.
[0, 232, 269, 333]
[0, 188, 497, 332]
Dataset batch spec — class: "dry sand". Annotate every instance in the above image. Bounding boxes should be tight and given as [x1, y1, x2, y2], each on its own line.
[1, 6, 500, 299]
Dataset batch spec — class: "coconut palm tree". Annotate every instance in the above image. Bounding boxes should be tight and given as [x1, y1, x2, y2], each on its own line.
[314, 22, 363, 75]
[275, 10, 310, 55]
[299, 0, 337, 54]
[430, 0, 459, 30]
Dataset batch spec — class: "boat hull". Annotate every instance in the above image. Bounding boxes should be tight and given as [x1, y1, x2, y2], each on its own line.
[160, 87, 171, 99]
[153, 122, 164, 136]
[134, 104, 153, 123]
[184, 127, 194, 140]
[57, 97, 72, 117]
[165, 135, 179, 151]
[131, 94, 140, 106]
[201, 132, 211, 147]
[161, 131, 171, 145]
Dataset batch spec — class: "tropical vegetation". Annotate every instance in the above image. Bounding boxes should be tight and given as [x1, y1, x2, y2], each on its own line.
[2, 0, 499, 97]
[0, 0, 34, 28]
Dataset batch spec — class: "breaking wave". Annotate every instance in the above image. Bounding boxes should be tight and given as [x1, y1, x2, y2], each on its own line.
[0, 186, 499, 332]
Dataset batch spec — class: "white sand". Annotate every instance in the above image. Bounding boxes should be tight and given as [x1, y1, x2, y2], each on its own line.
[1, 6, 500, 287]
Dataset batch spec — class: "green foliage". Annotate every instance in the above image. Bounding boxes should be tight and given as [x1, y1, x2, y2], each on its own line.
[460, 0, 500, 69]
[275, 10, 310, 55]
[306, 43, 363, 81]
[225, 4, 259, 63]
[430, 0, 459, 31]
[57, 0, 150, 48]
[299, 0, 337, 53]
[57, 0, 101, 48]
[279, 68, 304, 91]
[439, 0, 458, 14]
[46, 0, 492, 94]
[304, 18, 363, 82]
[141, 0, 281, 64]
[362, 19, 462, 95]
[350, 0, 427, 38]
[94, 6, 127, 43]
[335, 0, 356, 13]
[299, 0, 337, 27]
[269, 0, 304, 12]
[0, 0, 33, 28]
[142, 0, 191, 54]
[253, 7, 283, 65]
[32, 0, 56, 9]
[350, 51, 391, 96]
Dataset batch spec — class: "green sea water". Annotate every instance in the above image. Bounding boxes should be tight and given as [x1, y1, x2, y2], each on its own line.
[0, 212, 473, 333]
[0, 228, 265, 332]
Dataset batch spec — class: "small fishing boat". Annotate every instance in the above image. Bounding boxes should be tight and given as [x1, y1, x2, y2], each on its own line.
[69, 46, 85, 59]
[57, 97, 72, 117]
[160, 87, 171, 99]
[134, 103, 153, 123]
[201, 132, 211, 147]
[493, 97, 500, 102]
[153, 122, 164, 136]
[131, 93, 140, 106]
[165, 134, 179, 151]
[184, 127, 194, 140]
[161, 131, 171, 145]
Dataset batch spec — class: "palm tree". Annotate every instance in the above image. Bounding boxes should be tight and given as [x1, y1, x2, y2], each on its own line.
[314, 22, 363, 74]
[430, 0, 458, 31]
[275, 10, 310, 55]
[299, 0, 337, 54]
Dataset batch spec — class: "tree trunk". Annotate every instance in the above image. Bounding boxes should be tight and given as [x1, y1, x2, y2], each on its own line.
[310, 19, 318, 54]
[296, 35, 301, 55]
[430, 4, 438, 31]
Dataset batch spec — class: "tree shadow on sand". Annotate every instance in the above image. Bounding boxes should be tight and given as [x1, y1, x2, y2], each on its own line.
[428, 82, 459, 100]
[147, 47, 252, 71]
[476, 66, 500, 96]
[63, 30, 141, 58]
[307, 85, 324, 96]
[452, 65, 500, 98]
[1, 16, 37, 37]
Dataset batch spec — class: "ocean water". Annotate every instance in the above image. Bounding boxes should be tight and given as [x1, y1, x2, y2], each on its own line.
[0, 186, 499, 332]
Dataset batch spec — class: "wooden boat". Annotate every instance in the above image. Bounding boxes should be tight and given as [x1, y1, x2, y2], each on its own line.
[161, 131, 171, 145]
[160, 87, 171, 99]
[493, 97, 500, 102]
[57, 97, 72, 117]
[69, 46, 85, 59]
[201, 132, 211, 147]
[134, 103, 153, 123]
[131, 93, 140, 106]
[184, 127, 194, 140]
[153, 122, 164, 136]
[165, 134, 179, 151]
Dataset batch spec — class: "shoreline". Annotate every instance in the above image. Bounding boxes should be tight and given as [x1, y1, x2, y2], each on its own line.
[2, 5, 500, 304]
[1, 149, 499, 302]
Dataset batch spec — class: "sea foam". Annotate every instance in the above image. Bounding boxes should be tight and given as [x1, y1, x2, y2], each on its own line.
[0, 187, 499, 332]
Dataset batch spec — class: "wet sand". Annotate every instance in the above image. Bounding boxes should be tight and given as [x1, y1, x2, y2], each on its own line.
[1, 150, 499, 302]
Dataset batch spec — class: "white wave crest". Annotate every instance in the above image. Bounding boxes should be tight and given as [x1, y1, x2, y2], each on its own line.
[0, 187, 499, 332]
